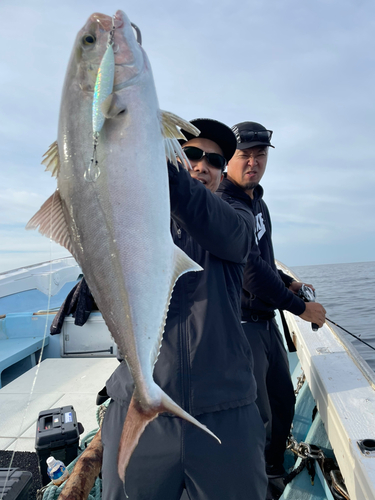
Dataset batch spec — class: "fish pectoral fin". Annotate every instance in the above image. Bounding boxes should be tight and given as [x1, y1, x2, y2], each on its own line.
[41, 141, 60, 177]
[101, 93, 126, 119]
[159, 110, 199, 140]
[25, 190, 74, 255]
[159, 110, 200, 170]
[117, 390, 220, 484]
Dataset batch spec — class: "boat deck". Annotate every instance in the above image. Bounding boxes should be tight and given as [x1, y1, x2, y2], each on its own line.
[0, 357, 118, 452]
[1, 258, 375, 499]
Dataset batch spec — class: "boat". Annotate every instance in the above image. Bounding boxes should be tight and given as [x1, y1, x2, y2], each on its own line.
[277, 261, 375, 500]
[0, 257, 374, 499]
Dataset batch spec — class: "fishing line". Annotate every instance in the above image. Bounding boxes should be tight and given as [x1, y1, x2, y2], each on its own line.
[326, 317, 375, 352]
[5, 14, 118, 490]
[2, 196, 56, 498]
[3, 15, 137, 493]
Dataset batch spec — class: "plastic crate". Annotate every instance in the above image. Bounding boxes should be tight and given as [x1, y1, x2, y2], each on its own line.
[0, 468, 32, 500]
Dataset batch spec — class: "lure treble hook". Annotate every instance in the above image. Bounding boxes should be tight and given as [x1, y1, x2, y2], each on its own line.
[131, 22, 142, 45]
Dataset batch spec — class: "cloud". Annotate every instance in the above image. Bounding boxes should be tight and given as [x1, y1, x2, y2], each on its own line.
[1, 0, 375, 270]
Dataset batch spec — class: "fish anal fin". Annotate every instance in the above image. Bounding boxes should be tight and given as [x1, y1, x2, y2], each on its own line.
[159, 110, 200, 169]
[25, 190, 74, 255]
[41, 141, 60, 178]
[101, 93, 126, 119]
[117, 389, 220, 483]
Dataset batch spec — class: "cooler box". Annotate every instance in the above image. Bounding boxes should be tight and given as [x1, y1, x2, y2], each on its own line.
[0, 468, 32, 500]
[60, 313, 118, 357]
[35, 405, 80, 486]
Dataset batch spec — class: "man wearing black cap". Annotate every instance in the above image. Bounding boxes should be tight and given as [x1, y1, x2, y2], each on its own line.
[101, 119, 267, 500]
[217, 121, 326, 490]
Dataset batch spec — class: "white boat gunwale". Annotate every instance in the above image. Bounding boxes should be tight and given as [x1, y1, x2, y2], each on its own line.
[279, 261, 375, 500]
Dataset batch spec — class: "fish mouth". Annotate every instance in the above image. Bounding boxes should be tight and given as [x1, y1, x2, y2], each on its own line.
[90, 12, 124, 31]
[114, 10, 125, 29]
[114, 10, 142, 45]
[79, 10, 144, 93]
[86, 11, 140, 45]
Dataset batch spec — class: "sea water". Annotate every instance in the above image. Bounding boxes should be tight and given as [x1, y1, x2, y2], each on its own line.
[292, 261, 375, 371]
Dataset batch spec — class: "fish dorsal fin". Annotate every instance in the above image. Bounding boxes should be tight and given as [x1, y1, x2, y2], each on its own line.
[25, 190, 74, 255]
[41, 141, 60, 178]
[159, 110, 200, 169]
[151, 245, 202, 368]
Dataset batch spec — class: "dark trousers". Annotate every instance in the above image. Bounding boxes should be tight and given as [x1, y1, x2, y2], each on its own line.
[242, 318, 295, 471]
[101, 401, 267, 500]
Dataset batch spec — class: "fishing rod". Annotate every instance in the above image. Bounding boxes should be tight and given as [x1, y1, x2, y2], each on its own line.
[326, 317, 375, 352]
[298, 284, 375, 352]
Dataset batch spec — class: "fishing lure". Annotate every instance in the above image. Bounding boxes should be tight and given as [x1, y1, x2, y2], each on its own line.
[85, 16, 116, 182]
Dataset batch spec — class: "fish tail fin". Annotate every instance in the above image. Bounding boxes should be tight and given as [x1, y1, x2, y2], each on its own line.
[117, 389, 220, 483]
[117, 395, 159, 483]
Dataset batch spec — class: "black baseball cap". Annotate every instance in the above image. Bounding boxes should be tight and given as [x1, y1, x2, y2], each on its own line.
[232, 121, 275, 149]
[179, 118, 237, 163]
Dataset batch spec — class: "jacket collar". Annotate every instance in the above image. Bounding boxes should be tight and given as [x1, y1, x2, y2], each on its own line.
[218, 175, 264, 203]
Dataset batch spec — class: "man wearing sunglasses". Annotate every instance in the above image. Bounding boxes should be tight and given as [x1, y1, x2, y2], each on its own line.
[101, 119, 267, 500]
[181, 144, 226, 190]
[217, 121, 326, 495]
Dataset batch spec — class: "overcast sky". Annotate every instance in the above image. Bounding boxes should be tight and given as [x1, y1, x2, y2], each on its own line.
[1, 0, 374, 273]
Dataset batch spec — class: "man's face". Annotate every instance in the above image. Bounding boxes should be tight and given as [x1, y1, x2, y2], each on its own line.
[183, 137, 224, 192]
[227, 146, 268, 197]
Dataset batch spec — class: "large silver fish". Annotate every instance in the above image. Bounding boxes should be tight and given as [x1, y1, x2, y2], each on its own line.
[26, 10, 218, 481]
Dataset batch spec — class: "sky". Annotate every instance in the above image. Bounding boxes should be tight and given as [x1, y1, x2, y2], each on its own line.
[1, 0, 375, 273]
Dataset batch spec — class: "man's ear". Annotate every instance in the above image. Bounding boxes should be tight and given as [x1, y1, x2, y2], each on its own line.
[220, 172, 224, 182]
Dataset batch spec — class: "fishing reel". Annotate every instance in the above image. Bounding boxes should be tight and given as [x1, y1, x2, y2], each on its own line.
[297, 284, 319, 332]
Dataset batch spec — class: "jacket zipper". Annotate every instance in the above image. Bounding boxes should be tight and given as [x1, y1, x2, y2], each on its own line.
[174, 221, 190, 412]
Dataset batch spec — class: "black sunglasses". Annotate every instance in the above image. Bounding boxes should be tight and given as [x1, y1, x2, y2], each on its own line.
[182, 147, 227, 170]
[239, 130, 273, 144]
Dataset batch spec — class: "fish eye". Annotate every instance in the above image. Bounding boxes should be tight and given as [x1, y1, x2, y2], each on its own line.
[82, 34, 96, 45]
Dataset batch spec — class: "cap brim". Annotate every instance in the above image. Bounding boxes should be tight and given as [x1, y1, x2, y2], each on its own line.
[179, 118, 237, 163]
[237, 141, 275, 149]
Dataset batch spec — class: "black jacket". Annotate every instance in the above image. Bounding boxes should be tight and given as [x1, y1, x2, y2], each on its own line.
[216, 177, 305, 319]
[105, 164, 257, 416]
[50, 278, 96, 335]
